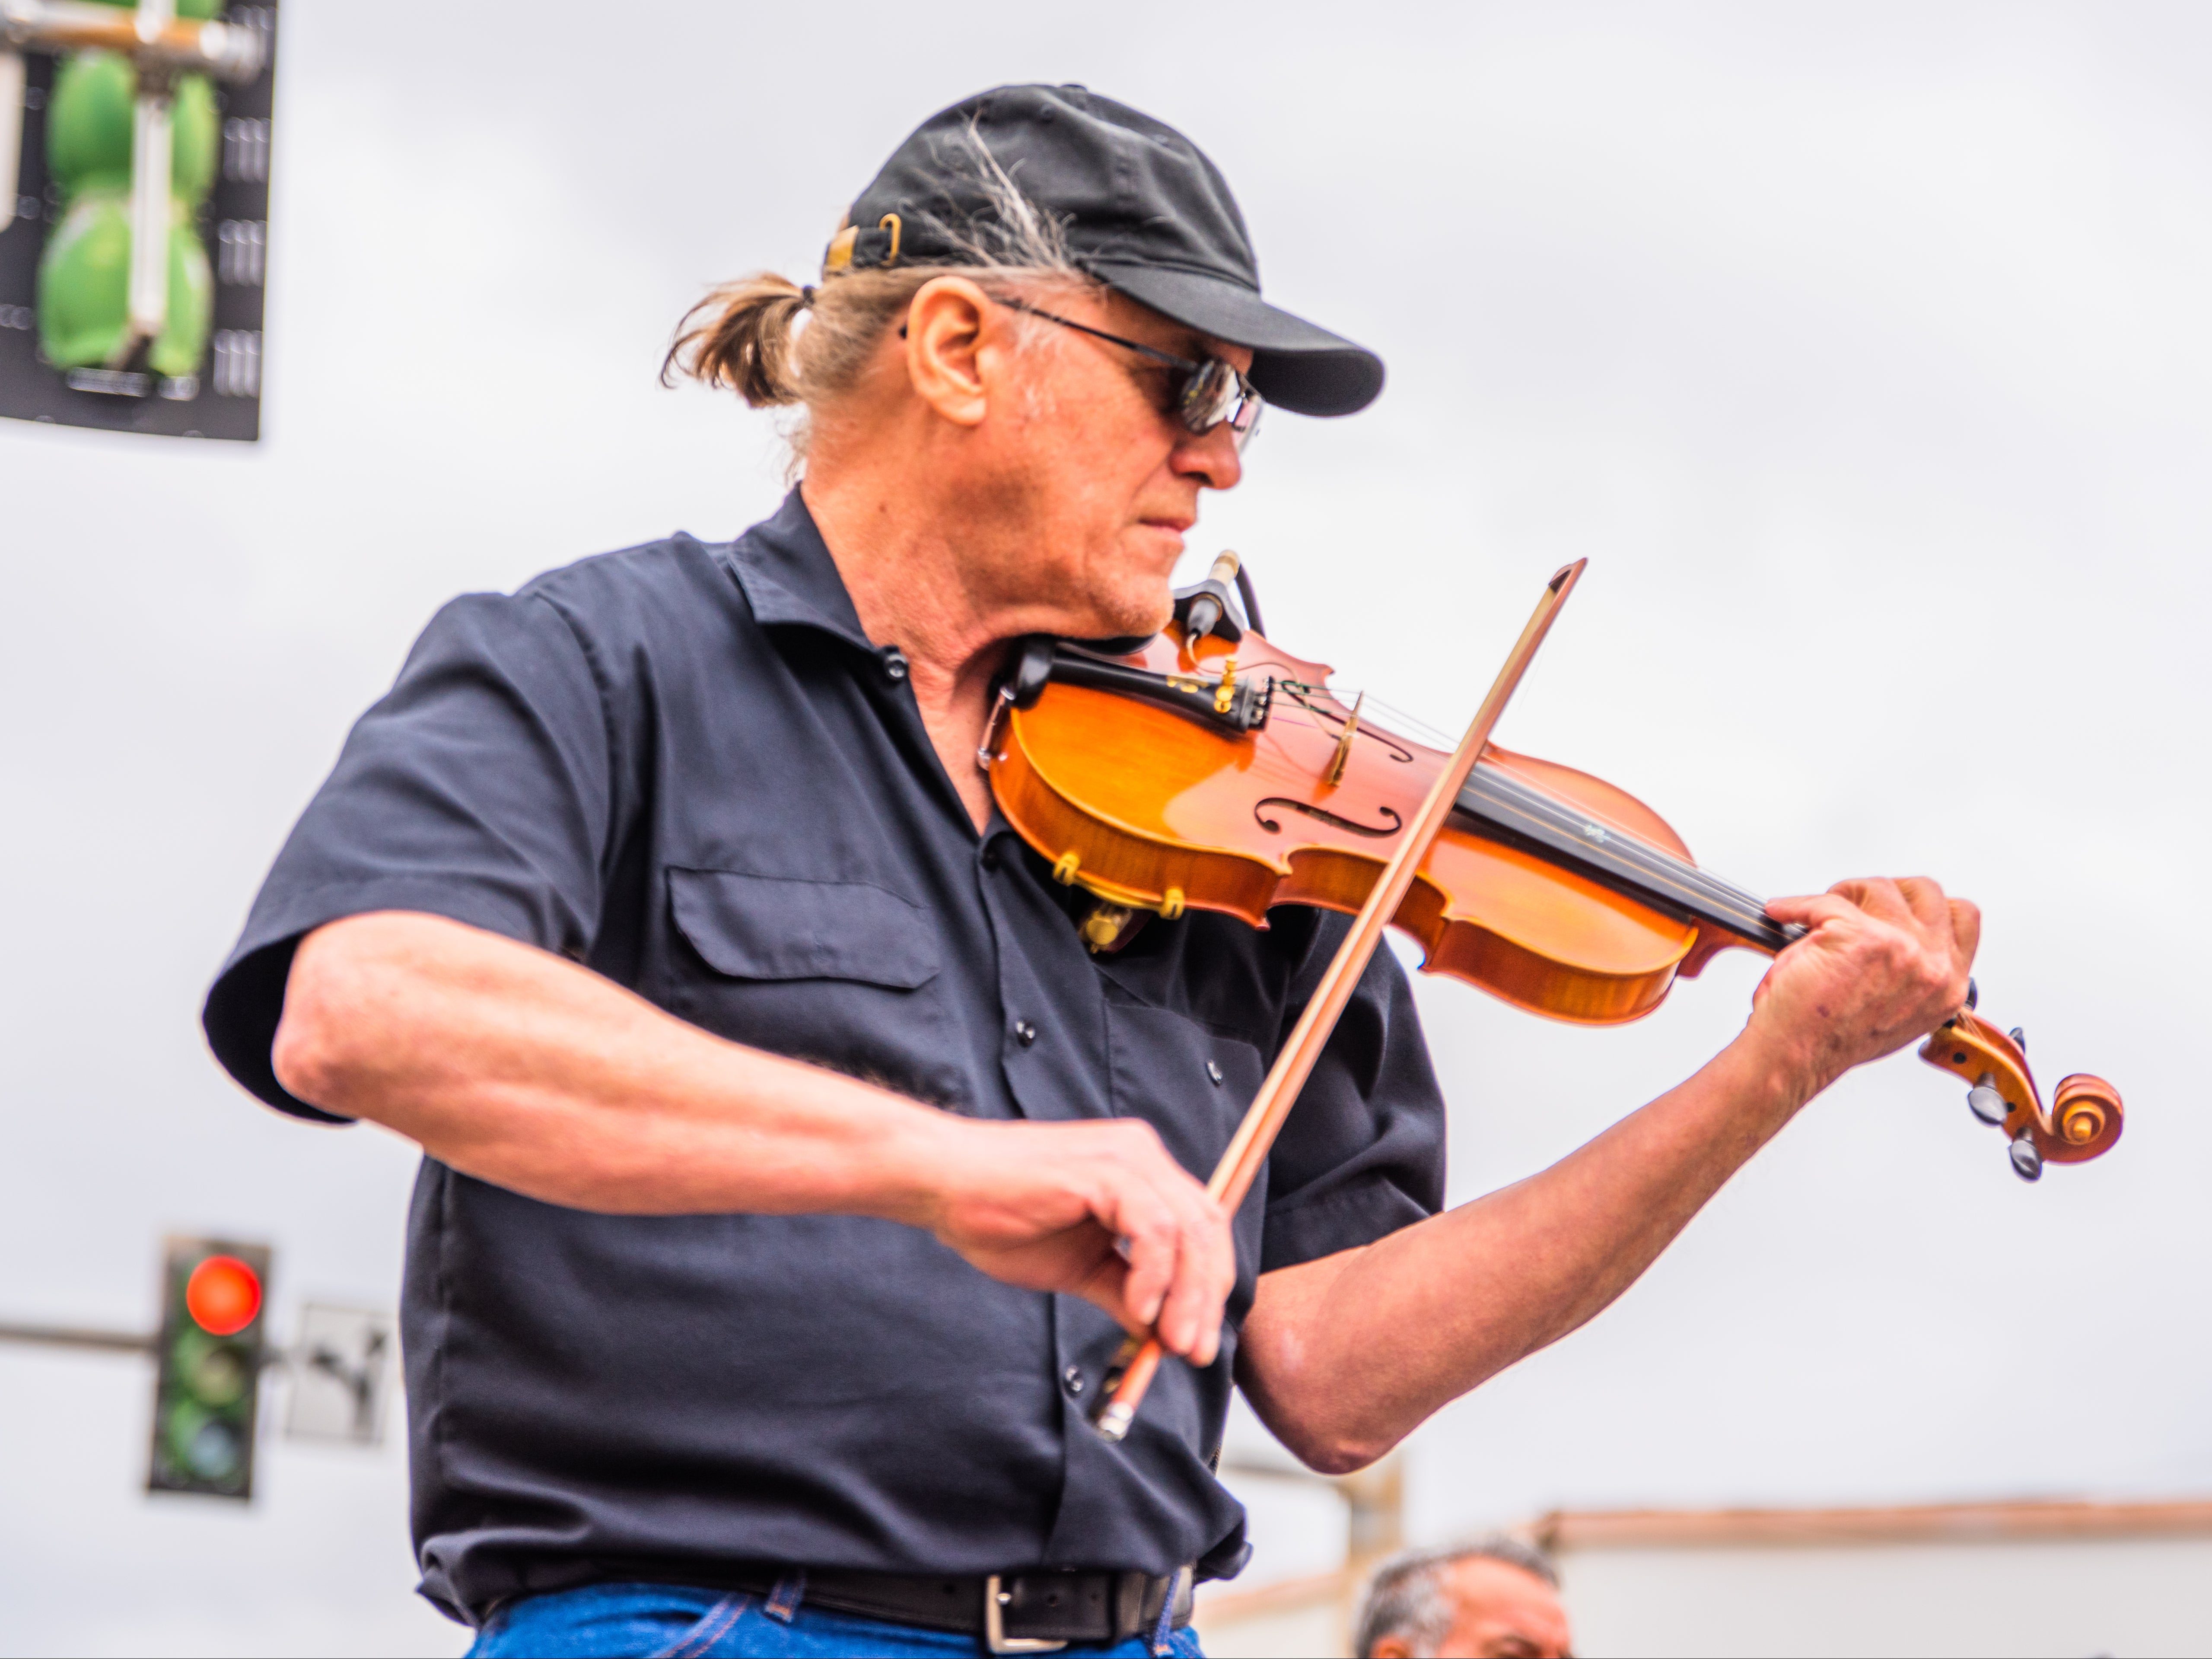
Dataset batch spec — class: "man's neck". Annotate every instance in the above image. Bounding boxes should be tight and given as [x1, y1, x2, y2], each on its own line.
[802, 478, 1006, 687]
[800, 468, 1013, 833]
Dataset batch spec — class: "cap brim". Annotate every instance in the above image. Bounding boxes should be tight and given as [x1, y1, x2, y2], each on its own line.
[1088, 260, 1385, 418]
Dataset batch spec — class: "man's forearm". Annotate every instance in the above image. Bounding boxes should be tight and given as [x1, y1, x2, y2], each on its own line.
[273, 911, 964, 1220]
[273, 911, 1241, 1361]
[1238, 1033, 1816, 1471]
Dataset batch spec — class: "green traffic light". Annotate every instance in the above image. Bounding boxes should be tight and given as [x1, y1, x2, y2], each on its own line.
[164, 1399, 243, 1483]
[170, 1325, 250, 1408]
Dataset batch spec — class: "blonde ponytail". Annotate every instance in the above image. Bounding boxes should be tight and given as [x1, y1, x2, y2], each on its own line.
[662, 274, 812, 406]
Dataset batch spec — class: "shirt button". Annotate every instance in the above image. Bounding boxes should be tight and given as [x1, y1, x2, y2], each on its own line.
[880, 646, 909, 681]
[1206, 1061, 1224, 1086]
[980, 845, 999, 871]
[1062, 1365, 1085, 1396]
[1013, 1020, 1038, 1046]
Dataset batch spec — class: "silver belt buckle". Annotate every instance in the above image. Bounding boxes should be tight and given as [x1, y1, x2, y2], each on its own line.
[983, 1575, 1069, 1654]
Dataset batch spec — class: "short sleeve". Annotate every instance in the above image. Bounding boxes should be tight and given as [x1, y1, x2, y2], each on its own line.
[1258, 913, 1448, 1272]
[202, 591, 613, 1119]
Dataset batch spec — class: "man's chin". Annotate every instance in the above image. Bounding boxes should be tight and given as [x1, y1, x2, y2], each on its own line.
[1058, 549, 1175, 642]
[1086, 591, 1173, 644]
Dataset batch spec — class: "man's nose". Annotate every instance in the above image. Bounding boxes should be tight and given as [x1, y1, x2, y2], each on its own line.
[1171, 418, 1244, 491]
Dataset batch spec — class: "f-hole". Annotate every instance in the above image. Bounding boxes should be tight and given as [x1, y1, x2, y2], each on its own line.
[1254, 798, 1405, 838]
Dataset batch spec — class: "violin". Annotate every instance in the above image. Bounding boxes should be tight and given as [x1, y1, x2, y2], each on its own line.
[986, 553, 2120, 1173]
[983, 553, 2121, 1438]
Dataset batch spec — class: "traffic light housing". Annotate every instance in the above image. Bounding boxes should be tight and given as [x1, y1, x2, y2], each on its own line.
[148, 1236, 268, 1499]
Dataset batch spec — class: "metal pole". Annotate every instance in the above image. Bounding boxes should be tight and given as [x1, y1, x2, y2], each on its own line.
[0, 0, 264, 80]
[0, 1321, 337, 1375]
[0, 48, 22, 236]
[0, 1321, 155, 1354]
[124, 0, 177, 354]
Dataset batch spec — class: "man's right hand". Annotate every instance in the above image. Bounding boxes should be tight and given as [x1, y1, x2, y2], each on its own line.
[277, 912, 1239, 1369]
[911, 1117, 1236, 1366]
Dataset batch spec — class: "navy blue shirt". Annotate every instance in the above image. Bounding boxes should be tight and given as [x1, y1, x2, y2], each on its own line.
[203, 490, 1447, 1624]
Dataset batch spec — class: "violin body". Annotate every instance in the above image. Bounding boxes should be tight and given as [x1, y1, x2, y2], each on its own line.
[993, 625, 1729, 1024]
[987, 608, 2121, 1180]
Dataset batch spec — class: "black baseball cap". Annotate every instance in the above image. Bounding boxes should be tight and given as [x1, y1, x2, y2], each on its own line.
[824, 84, 1384, 418]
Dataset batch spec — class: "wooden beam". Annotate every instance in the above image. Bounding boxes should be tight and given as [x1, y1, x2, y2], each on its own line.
[1534, 1497, 2212, 1552]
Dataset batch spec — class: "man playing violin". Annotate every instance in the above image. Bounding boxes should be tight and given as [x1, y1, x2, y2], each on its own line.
[204, 86, 1978, 1658]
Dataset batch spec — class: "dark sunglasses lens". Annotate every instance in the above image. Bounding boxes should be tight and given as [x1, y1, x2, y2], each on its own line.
[1179, 360, 1238, 433]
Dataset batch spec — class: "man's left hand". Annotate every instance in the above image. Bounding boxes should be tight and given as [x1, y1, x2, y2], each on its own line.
[1755, 876, 1981, 1096]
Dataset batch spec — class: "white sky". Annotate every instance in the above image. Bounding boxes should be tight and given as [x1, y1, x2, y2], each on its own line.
[1, 3, 2206, 1653]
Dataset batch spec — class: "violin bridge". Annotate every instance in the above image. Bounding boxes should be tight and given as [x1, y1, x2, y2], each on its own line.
[1325, 692, 1365, 788]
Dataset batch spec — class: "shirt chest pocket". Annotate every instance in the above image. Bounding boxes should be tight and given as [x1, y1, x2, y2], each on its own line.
[665, 867, 967, 1107]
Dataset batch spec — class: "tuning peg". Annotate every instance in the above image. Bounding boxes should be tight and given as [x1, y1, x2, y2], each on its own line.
[2009, 1136, 2043, 1182]
[2008, 1026, 2026, 1051]
[1967, 1071, 2008, 1126]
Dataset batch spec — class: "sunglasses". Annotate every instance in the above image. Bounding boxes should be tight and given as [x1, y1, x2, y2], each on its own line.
[994, 296, 1264, 450]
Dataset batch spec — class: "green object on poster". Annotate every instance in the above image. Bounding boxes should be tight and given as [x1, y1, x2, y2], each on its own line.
[35, 9, 223, 378]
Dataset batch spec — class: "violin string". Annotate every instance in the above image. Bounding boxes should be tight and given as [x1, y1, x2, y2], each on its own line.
[1468, 766, 1768, 912]
[1283, 690, 1433, 765]
[1265, 675, 1781, 936]
[1329, 690, 1454, 750]
[1460, 766, 1778, 931]
[1309, 687, 1776, 916]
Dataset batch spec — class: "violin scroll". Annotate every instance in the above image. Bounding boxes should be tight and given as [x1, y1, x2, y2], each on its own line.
[1916, 1006, 2122, 1180]
[2050, 1072, 2123, 1155]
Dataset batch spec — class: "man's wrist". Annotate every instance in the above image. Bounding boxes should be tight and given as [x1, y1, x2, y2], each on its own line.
[844, 1104, 980, 1232]
[1722, 1018, 1832, 1122]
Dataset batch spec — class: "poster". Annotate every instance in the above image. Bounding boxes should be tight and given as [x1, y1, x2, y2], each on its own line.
[0, 2, 276, 441]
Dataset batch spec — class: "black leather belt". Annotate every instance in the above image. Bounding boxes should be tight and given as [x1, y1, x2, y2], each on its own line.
[733, 1565, 1195, 1652]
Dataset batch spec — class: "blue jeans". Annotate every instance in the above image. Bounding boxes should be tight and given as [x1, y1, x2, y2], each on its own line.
[466, 1579, 1207, 1659]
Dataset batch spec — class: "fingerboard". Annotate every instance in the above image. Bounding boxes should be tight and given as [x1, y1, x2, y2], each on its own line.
[1452, 763, 1804, 953]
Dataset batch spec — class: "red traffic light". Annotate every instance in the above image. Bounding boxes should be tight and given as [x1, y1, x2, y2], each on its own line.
[184, 1255, 262, 1336]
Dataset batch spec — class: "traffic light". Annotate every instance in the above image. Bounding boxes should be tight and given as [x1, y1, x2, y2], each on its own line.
[148, 1236, 269, 1499]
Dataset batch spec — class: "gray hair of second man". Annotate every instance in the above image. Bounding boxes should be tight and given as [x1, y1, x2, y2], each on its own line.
[1353, 1537, 1562, 1659]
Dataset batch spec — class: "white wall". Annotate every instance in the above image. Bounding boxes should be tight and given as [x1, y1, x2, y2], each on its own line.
[1559, 1536, 2212, 1659]
[0, 3, 2205, 1652]
[1196, 1594, 1343, 1659]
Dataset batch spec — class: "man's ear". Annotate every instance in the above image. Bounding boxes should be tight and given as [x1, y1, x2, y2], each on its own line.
[1368, 1640, 1413, 1659]
[902, 276, 996, 429]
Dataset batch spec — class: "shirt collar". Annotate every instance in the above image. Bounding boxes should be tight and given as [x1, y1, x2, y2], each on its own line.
[720, 487, 875, 654]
